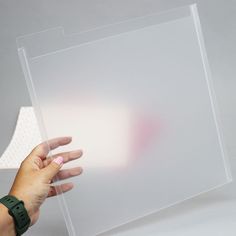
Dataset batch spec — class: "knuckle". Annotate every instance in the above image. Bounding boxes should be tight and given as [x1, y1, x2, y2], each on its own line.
[20, 159, 27, 168]
[34, 143, 43, 152]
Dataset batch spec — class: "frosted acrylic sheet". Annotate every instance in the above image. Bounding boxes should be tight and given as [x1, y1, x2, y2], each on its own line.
[17, 5, 231, 236]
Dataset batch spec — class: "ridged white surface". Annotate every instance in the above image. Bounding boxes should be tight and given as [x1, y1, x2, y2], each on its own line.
[0, 107, 41, 169]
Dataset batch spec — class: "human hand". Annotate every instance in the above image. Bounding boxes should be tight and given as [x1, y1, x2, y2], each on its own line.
[9, 137, 83, 226]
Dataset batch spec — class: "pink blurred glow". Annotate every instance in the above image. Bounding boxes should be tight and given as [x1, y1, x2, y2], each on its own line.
[131, 112, 161, 158]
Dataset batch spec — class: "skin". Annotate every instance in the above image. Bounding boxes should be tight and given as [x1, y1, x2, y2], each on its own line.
[0, 137, 83, 235]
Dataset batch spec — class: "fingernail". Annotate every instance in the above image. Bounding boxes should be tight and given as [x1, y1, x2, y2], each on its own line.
[53, 156, 64, 165]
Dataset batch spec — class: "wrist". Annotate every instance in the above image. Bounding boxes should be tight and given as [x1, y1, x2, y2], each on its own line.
[0, 203, 16, 236]
[9, 191, 33, 221]
[0, 195, 31, 235]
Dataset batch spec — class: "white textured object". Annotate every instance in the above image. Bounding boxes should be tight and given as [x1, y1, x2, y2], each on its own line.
[0, 107, 41, 169]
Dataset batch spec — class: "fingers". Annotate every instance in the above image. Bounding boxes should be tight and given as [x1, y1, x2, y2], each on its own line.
[41, 156, 64, 182]
[47, 183, 74, 198]
[56, 167, 83, 181]
[43, 149, 83, 167]
[31, 137, 72, 160]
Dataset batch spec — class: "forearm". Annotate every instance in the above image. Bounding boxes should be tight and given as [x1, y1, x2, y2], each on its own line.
[0, 203, 16, 236]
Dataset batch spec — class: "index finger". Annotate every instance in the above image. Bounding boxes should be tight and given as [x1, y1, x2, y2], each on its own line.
[31, 137, 72, 160]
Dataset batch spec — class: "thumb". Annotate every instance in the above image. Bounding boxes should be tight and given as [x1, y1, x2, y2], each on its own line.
[41, 156, 64, 182]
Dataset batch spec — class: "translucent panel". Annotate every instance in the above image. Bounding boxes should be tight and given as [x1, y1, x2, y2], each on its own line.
[17, 4, 231, 236]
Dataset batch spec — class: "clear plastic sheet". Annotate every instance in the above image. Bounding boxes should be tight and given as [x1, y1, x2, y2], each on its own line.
[17, 4, 232, 236]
